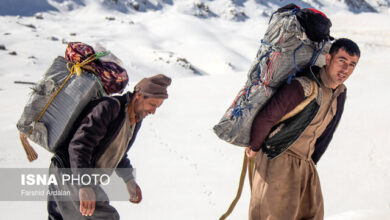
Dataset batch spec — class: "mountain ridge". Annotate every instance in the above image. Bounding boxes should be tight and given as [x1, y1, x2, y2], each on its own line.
[0, 0, 388, 18]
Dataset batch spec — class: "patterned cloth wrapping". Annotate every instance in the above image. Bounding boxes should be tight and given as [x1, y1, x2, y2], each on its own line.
[65, 42, 128, 94]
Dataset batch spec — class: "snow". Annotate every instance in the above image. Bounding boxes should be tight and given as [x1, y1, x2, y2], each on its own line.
[0, 0, 389, 219]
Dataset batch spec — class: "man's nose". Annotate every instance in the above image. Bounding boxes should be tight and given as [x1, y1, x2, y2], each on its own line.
[341, 62, 348, 70]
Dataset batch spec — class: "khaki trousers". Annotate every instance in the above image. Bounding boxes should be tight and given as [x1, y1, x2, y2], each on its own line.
[249, 151, 324, 220]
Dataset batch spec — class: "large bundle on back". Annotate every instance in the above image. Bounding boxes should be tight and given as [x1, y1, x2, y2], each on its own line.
[17, 42, 129, 161]
[213, 4, 332, 147]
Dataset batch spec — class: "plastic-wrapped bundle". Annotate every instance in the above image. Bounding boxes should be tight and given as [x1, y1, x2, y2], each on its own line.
[213, 4, 331, 147]
[17, 42, 129, 162]
[17, 56, 105, 153]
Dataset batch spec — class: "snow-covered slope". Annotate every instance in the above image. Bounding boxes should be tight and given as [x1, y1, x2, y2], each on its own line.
[0, 0, 389, 219]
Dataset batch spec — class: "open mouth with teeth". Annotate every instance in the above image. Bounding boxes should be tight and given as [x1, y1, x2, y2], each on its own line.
[337, 72, 347, 79]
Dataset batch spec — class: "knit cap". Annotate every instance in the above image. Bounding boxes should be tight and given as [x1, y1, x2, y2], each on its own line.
[134, 74, 172, 99]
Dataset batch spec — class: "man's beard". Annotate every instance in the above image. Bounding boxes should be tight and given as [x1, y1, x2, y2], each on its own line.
[133, 99, 142, 122]
[135, 110, 147, 122]
[135, 112, 141, 122]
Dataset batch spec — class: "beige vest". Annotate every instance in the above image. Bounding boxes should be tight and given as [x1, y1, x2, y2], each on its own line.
[96, 111, 136, 171]
[287, 67, 345, 160]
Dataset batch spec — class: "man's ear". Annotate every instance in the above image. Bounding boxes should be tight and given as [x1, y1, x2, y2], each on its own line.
[134, 92, 141, 100]
[133, 93, 146, 104]
[325, 53, 332, 66]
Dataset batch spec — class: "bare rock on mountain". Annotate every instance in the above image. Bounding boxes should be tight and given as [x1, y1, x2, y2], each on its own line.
[176, 57, 202, 75]
[17, 22, 36, 29]
[153, 51, 204, 75]
[28, 56, 38, 65]
[131, 2, 140, 11]
[344, 0, 377, 12]
[193, 2, 217, 18]
[226, 62, 236, 71]
[34, 13, 44, 19]
[105, 16, 116, 21]
[102, 0, 164, 12]
[223, 5, 248, 21]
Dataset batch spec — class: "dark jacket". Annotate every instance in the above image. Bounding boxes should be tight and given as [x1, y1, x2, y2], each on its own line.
[250, 66, 346, 164]
[56, 92, 142, 182]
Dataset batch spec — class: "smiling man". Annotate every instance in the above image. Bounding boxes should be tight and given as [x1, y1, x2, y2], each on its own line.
[47, 74, 171, 220]
[246, 38, 360, 220]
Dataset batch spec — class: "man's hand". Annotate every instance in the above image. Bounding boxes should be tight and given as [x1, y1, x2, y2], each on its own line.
[79, 187, 96, 216]
[246, 147, 257, 159]
[126, 179, 142, 204]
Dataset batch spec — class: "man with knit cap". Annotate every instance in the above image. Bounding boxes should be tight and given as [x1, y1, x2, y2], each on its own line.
[47, 74, 172, 220]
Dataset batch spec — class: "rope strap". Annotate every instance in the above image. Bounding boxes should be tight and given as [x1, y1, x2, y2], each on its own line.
[28, 53, 98, 137]
[231, 105, 250, 117]
[289, 40, 327, 84]
[219, 151, 255, 220]
[247, 154, 255, 191]
[293, 41, 305, 73]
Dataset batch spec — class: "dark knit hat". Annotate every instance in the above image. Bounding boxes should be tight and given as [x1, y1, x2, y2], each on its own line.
[134, 74, 172, 99]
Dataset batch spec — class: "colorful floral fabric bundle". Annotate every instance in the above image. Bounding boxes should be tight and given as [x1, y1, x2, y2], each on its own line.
[65, 42, 128, 94]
